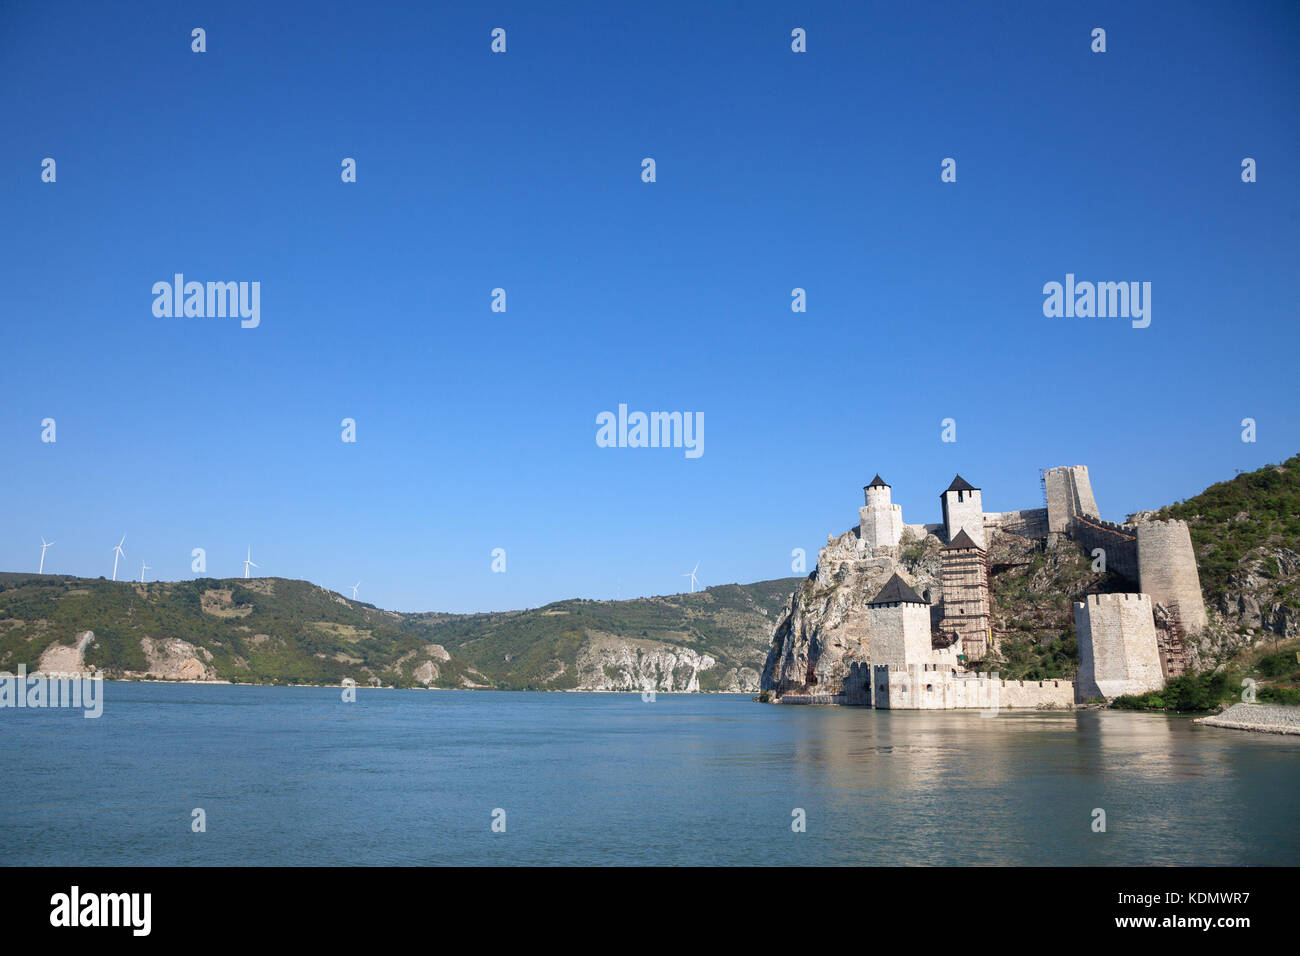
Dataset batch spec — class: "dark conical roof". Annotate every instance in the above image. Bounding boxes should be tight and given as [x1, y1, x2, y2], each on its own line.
[943, 474, 978, 494]
[865, 474, 890, 489]
[943, 529, 984, 552]
[868, 573, 927, 606]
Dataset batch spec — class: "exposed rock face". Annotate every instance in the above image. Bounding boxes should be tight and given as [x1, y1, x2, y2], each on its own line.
[135, 637, 214, 681]
[36, 630, 95, 675]
[761, 525, 1112, 695]
[715, 666, 762, 692]
[575, 633, 718, 692]
[762, 528, 944, 696]
[1213, 548, 1300, 639]
[401, 644, 454, 686]
[412, 660, 440, 685]
[1168, 547, 1300, 671]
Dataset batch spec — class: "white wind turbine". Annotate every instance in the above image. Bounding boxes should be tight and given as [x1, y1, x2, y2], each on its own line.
[139, 559, 151, 583]
[111, 535, 126, 581]
[349, 581, 360, 599]
[683, 561, 700, 593]
[244, 546, 259, 579]
[39, 537, 54, 574]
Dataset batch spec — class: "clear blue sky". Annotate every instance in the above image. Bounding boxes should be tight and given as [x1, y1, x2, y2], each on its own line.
[2, 1, 1298, 612]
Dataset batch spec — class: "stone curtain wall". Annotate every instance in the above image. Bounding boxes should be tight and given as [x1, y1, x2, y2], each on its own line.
[984, 508, 1049, 538]
[867, 664, 1073, 709]
[1070, 514, 1139, 584]
[1135, 520, 1209, 634]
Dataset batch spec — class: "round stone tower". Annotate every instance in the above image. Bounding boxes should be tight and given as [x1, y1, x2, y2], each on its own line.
[859, 474, 904, 551]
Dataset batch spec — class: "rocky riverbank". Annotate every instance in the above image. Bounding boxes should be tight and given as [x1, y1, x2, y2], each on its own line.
[1196, 702, 1300, 736]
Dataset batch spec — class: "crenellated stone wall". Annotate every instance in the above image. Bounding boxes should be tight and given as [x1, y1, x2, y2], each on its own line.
[984, 508, 1049, 538]
[1070, 514, 1139, 584]
[864, 663, 1073, 710]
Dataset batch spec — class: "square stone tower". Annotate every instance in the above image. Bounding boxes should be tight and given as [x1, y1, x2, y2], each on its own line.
[865, 573, 933, 664]
[1044, 465, 1099, 533]
[1074, 593, 1164, 700]
[938, 530, 992, 660]
[940, 475, 985, 549]
[859, 474, 904, 550]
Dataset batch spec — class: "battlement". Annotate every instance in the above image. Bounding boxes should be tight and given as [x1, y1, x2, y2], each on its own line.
[864, 663, 1073, 709]
[1073, 515, 1137, 538]
[1076, 592, 1152, 609]
[1074, 589, 1163, 701]
[1069, 514, 1140, 584]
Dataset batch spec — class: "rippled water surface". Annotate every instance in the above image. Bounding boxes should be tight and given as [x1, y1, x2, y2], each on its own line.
[3, 683, 1298, 865]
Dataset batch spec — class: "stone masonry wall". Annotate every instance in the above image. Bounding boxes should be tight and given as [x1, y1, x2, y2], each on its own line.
[1045, 465, 1100, 533]
[867, 663, 1073, 709]
[942, 488, 985, 548]
[865, 602, 934, 664]
[859, 485, 904, 550]
[1074, 593, 1164, 700]
[984, 508, 1049, 538]
[1136, 519, 1209, 634]
[1070, 514, 1139, 584]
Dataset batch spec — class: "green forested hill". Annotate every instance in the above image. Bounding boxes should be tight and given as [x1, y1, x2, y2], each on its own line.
[1154, 453, 1300, 603]
[0, 572, 799, 691]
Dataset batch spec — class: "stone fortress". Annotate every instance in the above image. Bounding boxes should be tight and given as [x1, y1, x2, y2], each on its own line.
[772, 465, 1207, 709]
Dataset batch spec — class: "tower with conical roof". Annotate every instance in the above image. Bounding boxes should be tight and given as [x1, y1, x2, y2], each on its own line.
[858, 474, 904, 550]
[940, 474, 985, 549]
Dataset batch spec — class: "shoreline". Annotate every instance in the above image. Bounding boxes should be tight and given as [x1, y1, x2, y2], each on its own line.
[1195, 703, 1300, 736]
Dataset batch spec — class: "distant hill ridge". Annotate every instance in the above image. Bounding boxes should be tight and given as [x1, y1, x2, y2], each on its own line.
[3, 455, 1296, 692]
[0, 572, 799, 692]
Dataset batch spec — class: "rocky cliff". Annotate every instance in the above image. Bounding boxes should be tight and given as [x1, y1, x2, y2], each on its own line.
[762, 455, 1300, 696]
[762, 525, 1113, 695]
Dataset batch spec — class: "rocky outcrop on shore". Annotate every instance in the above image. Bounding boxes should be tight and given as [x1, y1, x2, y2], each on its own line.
[575, 634, 721, 692]
[1196, 702, 1300, 736]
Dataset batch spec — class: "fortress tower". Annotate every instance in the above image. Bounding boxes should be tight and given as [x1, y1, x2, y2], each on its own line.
[1136, 519, 1209, 634]
[859, 474, 904, 550]
[1074, 593, 1165, 700]
[940, 475, 985, 549]
[1044, 465, 1099, 533]
[938, 530, 992, 660]
[865, 573, 935, 665]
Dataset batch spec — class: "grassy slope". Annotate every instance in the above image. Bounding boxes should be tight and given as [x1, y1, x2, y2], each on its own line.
[0, 572, 799, 690]
[1155, 452, 1300, 608]
[1113, 453, 1300, 711]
